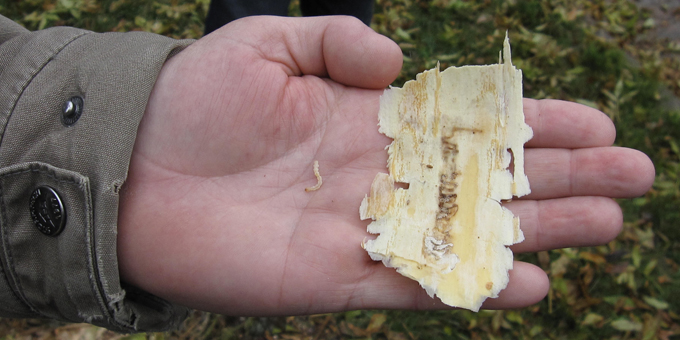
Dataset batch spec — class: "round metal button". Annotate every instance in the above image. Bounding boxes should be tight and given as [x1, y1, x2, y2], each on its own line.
[62, 96, 83, 126]
[29, 186, 66, 236]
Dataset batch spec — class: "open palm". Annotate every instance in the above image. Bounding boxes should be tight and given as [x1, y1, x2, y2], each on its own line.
[116, 16, 655, 315]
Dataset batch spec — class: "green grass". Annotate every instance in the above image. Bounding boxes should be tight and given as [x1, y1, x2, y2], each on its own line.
[1, 0, 679, 339]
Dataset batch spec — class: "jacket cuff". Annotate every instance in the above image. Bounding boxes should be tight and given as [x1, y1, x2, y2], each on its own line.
[0, 17, 192, 332]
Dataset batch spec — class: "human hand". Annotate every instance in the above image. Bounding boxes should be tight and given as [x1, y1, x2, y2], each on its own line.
[116, 16, 655, 315]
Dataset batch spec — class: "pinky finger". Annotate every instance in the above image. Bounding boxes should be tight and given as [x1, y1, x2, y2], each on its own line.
[481, 262, 549, 310]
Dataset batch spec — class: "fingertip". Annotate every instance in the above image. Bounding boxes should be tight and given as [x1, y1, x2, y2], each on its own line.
[603, 198, 624, 241]
[323, 16, 403, 88]
[613, 148, 656, 197]
[576, 197, 624, 246]
[636, 151, 657, 196]
[577, 197, 623, 246]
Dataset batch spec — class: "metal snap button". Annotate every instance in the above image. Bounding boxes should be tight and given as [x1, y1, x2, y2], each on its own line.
[29, 186, 66, 236]
[62, 96, 83, 126]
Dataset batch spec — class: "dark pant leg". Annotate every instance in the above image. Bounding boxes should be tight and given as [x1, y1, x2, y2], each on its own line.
[204, 0, 291, 34]
[300, 0, 374, 26]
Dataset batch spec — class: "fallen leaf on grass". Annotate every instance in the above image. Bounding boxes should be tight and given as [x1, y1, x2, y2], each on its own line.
[611, 318, 643, 332]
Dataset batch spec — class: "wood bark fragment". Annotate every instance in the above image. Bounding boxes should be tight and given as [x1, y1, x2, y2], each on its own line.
[360, 35, 532, 311]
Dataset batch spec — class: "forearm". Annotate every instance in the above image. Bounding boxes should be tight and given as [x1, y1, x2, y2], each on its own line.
[0, 14, 192, 332]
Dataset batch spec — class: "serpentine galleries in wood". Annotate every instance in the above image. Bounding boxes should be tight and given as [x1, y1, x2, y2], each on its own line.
[360, 35, 533, 311]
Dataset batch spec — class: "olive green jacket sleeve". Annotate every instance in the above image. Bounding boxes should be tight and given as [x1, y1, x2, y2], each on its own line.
[0, 14, 193, 332]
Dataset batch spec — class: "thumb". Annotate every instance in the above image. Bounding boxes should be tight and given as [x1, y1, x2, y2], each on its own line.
[220, 15, 403, 89]
[320, 16, 404, 88]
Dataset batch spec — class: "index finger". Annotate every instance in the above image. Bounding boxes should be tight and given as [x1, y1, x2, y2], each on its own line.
[524, 99, 616, 149]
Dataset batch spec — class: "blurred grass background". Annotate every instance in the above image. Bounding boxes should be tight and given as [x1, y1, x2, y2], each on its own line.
[0, 0, 679, 339]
